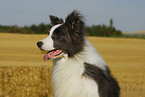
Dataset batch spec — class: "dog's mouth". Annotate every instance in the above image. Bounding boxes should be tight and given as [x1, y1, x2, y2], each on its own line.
[43, 49, 64, 61]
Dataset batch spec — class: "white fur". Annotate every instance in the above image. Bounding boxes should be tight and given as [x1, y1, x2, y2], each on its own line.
[52, 39, 106, 97]
[40, 24, 107, 97]
[40, 24, 62, 51]
[49, 24, 62, 36]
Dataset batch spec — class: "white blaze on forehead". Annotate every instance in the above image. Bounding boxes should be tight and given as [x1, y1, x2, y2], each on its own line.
[40, 24, 62, 51]
[49, 24, 62, 37]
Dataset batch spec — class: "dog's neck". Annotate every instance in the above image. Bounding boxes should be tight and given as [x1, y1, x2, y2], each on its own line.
[53, 38, 107, 71]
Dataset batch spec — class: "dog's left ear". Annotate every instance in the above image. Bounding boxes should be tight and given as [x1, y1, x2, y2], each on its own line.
[65, 10, 85, 34]
[49, 15, 64, 25]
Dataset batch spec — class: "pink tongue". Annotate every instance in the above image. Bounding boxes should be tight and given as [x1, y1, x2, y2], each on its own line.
[43, 50, 62, 61]
[44, 54, 49, 61]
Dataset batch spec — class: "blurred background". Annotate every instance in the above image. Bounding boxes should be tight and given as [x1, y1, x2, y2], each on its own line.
[0, 0, 145, 97]
[0, 0, 145, 35]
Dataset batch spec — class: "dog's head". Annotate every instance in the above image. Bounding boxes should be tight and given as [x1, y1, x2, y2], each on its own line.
[37, 11, 85, 61]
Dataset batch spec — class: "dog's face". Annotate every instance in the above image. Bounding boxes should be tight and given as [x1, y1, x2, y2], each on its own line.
[37, 11, 85, 61]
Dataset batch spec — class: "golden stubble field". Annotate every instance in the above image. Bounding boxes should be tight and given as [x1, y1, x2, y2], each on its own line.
[0, 33, 145, 97]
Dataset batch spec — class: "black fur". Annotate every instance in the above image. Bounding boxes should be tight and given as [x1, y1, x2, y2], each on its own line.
[49, 15, 64, 25]
[50, 11, 85, 57]
[84, 62, 120, 97]
[37, 10, 120, 97]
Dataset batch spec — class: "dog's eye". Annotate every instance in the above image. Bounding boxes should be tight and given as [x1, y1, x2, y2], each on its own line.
[52, 34, 64, 41]
[51, 34, 60, 40]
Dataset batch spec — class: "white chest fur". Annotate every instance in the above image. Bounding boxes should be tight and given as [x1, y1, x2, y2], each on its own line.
[52, 40, 106, 97]
[53, 57, 99, 97]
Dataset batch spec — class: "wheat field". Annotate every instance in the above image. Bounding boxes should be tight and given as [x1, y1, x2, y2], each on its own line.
[0, 33, 145, 97]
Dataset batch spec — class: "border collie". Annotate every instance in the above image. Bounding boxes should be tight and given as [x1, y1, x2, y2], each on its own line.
[37, 11, 120, 97]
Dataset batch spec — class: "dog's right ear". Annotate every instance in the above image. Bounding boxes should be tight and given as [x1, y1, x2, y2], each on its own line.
[49, 15, 63, 25]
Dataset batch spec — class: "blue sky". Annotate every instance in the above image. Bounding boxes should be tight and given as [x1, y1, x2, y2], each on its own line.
[0, 0, 145, 31]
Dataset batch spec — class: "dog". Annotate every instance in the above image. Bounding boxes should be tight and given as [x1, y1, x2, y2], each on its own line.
[37, 10, 120, 97]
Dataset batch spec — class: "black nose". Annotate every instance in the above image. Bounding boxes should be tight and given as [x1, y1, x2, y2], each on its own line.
[37, 41, 43, 48]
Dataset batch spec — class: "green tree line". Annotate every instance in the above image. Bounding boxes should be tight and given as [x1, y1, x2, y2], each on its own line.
[0, 19, 122, 36]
